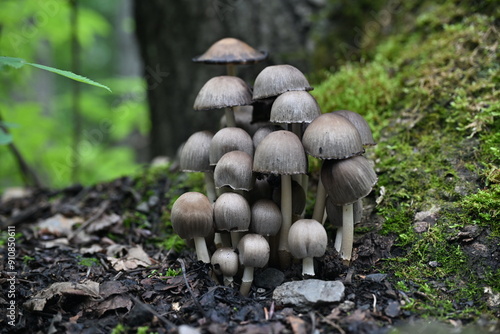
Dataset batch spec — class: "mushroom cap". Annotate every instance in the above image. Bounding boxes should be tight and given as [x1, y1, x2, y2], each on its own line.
[321, 156, 378, 205]
[211, 247, 239, 277]
[253, 130, 307, 175]
[333, 110, 376, 146]
[250, 199, 282, 236]
[220, 105, 269, 136]
[252, 124, 283, 149]
[326, 197, 363, 227]
[214, 150, 254, 191]
[171, 192, 213, 239]
[288, 219, 328, 259]
[214, 192, 251, 232]
[252, 65, 313, 100]
[180, 131, 214, 172]
[194, 76, 252, 110]
[209, 127, 254, 165]
[192, 37, 268, 64]
[270, 91, 321, 124]
[272, 180, 306, 215]
[237, 233, 270, 268]
[302, 113, 364, 159]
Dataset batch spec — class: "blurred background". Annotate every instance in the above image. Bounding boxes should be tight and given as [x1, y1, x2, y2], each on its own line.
[0, 0, 391, 191]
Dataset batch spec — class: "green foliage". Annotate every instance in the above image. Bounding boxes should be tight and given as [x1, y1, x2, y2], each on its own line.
[110, 323, 127, 334]
[22, 255, 35, 264]
[147, 267, 182, 278]
[77, 256, 100, 268]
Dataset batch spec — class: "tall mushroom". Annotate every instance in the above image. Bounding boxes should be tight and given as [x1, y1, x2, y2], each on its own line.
[237, 233, 270, 296]
[288, 219, 328, 276]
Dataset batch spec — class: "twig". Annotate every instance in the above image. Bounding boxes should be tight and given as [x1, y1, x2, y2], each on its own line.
[319, 313, 346, 334]
[128, 293, 176, 330]
[177, 258, 208, 319]
[68, 200, 109, 241]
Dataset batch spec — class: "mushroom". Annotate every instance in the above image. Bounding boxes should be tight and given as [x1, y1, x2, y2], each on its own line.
[253, 130, 307, 268]
[211, 247, 239, 286]
[288, 219, 328, 276]
[326, 197, 363, 252]
[214, 150, 254, 192]
[252, 65, 313, 100]
[237, 233, 270, 296]
[213, 192, 251, 248]
[180, 131, 216, 202]
[209, 127, 254, 166]
[333, 110, 376, 146]
[171, 192, 213, 263]
[194, 76, 252, 127]
[220, 105, 269, 136]
[321, 156, 377, 264]
[250, 199, 282, 237]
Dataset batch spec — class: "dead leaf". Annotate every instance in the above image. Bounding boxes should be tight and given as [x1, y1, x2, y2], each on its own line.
[106, 245, 153, 271]
[24, 281, 100, 311]
[37, 214, 83, 237]
[99, 281, 129, 299]
[95, 294, 133, 317]
[288, 315, 308, 334]
[87, 213, 121, 233]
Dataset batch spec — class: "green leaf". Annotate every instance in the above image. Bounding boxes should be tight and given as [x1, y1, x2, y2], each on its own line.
[0, 128, 13, 145]
[0, 56, 26, 69]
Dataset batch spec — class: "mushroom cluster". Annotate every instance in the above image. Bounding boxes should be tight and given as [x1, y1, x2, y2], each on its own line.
[170, 37, 377, 296]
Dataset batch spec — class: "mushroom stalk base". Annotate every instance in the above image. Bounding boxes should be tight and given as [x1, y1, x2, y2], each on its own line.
[278, 174, 293, 269]
[193, 236, 211, 263]
[302, 257, 315, 276]
[334, 226, 343, 252]
[340, 203, 354, 265]
[240, 266, 254, 296]
[225, 108, 236, 128]
[223, 275, 234, 287]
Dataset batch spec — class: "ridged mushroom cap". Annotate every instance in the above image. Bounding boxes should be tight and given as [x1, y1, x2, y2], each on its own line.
[253, 130, 307, 175]
[252, 65, 312, 100]
[211, 247, 239, 277]
[194, 76, 252, 110]
[180, 131, 214, 172]
[326, 197, 363, 227]
[302, 113, 364, 159]
[250, 199, 282, 236]
[209, 127, 254, 165]
[252, 125, 282, 149]
[333, 110, 376, 146]
[214, 150, 254, 191]
[171, 192, 213, 239]
[288, 219, 328, 259]
[270, 91, 321, 124]
[214, 192, 251, 232]
[192, 37, 268, 64]
[321, 156, 378, 205]
[237, 233, 270, 268]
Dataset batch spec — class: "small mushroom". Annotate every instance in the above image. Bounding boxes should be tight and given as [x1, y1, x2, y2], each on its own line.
[326, 197, 363, 252]
[171, 192, 213, 263]
[211, 247, 239, 286]
[214, 192, 251, 247]
[237, 233, 270, 296]
[250, 199, 282, 237]
[253, 65, 313, 100]
[333, 110, 376, 146]
[209, 127, 254, 166]
[288, 219, 328, 276]
[214, 150, 254, 192]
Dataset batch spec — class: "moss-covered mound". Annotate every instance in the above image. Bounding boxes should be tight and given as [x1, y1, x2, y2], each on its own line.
[311, 0, 499, 322]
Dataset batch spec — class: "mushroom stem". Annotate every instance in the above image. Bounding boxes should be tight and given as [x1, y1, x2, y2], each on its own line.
[226, 63, 237, 76]
[240, 266, 254, 296]
[291, 123, 302, 140]
[230, 231, 242, 249]
[214, 233, 223, 249]
[302, 257, 315, 276]
[312, 177, 326, 223]
[193, 236, 211, 263]
[220, 232, 232, 248]
[278, 174, 292, 268]
[334, 226, 343, 252]
[225, 107, 237, 127]
[204, 171, 217, 203]
[223, 275, 234, 287]
[340, 203, 354, 265]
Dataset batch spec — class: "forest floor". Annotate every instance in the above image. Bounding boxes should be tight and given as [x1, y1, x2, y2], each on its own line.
[1, 166, 498, 334]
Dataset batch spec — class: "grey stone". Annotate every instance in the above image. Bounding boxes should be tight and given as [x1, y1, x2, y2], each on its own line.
[365, 273, 387, 283]
[413, 221, 430, 233]
[384, 301, 401, 318]
[273, 279, 345, 310]
[254, 268, 285, 289]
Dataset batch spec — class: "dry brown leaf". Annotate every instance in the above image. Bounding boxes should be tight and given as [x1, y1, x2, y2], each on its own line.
[37, 214, 84, 237]
[24, 281, 100, 311]
[87, 213, 121, 233]
[95, 294, 133, 317]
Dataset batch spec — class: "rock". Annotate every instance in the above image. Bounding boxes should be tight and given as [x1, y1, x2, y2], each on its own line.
[413, 221, 430, 233]
[384, 300, 401, 318]
[338, 300, 355, 312]
[365, 273, 387, 283]
[273, 279, 345, 310]
[254, 268, 285, 289]
[414, 206, 440, 223]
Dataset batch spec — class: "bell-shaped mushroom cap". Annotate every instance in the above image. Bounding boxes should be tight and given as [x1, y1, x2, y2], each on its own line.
[171, 192, 213, 239]
[209, 127, 254, 165]
[237, 233, 270, 268]
[333, 110, 375, 146]
[252, 125, 282, 149]
[253, 130, 307, 175]
[180, 131, 214, 172]
[321, 156, 378, 206]
[220, 105, 269, 136]
[214, 150, 254, 191]
[288, 219, 328, 259]
[250, 199, 282, 236]
[192, 37, 268, 64]
[326, 197, 363, 227]
[214, 192, 251, 232]
[194, 76, 252, 110]
[272, 180, 306, 215]
[252, 65, 313, 100]
[270, 91, 321, 124]
[302, 113, 364, 159]
[211, 247, 239, 277]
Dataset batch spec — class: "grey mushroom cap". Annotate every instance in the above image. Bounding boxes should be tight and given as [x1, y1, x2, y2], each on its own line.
[326, 197, 363, 227]
[214, 192, 251, 232]
[214, 150, 254, 191]
[253, 130, 307, 175]
[209, 127, 254, 166]
[333, 110, 376, 146]
[237, 233, 270, 268]
[211, 247, 239, 277]
[302, 113, 364, 159]
[192, 37, 268, 64]
[171, 192, 214, 239]
[288, 219, 328, 259]
[321, 156, 378, 205]
[270, 91, 321, 124]
[194, 76, 252, 110]
[250, 199, 282, 236]
[252, 125, 283, 149]
[252, 65, 313, 100]
[180, 131, 214, 172]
